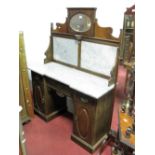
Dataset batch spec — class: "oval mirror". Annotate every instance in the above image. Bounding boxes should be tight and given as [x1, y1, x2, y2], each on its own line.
[69, 13, 91, 33]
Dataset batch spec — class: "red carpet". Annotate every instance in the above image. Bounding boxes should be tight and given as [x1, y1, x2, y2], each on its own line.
[24, 65, 127, 155]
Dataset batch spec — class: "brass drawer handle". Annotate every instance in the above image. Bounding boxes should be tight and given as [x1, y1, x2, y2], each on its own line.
[80, 97, 88, 103]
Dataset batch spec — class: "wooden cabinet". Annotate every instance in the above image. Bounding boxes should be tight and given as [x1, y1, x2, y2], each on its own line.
[19, 32, 34, 123]
[31, 68, 116, 152]
[31, 71, 67, 121]
[119, 5, 135, 63]
[30, 7, 120, 153]
[72, 90, 115, 152]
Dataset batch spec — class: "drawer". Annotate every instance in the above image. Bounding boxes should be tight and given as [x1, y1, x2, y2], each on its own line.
[45, 77, 72, 97]
[73, 90, 97, 104]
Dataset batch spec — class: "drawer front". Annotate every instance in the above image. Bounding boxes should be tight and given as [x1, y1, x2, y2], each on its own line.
[46, 77, 72, 97]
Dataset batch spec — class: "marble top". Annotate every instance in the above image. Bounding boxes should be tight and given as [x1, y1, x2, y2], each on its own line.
[28, 62, 115, 99]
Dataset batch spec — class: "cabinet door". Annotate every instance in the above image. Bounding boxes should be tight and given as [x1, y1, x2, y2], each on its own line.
[73, 95, 96, 144]
[32, 73, 45, 114]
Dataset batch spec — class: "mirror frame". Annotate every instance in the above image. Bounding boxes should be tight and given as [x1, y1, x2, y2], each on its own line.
[67, 8, 96, 37]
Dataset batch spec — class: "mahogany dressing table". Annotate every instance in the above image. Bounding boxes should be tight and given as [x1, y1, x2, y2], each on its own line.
[29, 8, 120, 152]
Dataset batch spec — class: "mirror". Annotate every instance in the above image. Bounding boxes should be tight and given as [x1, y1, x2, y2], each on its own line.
[69, 13, 91, 32]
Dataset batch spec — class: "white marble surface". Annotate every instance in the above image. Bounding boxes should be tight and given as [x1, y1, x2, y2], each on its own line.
[28, 62, 115, 99]
[81, 41, 118, 77]
[53, 37, 78, 66]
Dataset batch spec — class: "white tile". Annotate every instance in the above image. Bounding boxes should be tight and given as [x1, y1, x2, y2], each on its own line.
[53, 37, 78, 66]
[81, 41, 117, 77]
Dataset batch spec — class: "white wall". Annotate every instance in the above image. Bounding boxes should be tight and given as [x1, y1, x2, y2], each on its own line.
[18, 0, 135, 66]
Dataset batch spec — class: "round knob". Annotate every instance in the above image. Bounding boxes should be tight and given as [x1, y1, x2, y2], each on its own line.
[125, 127, 132, 138]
